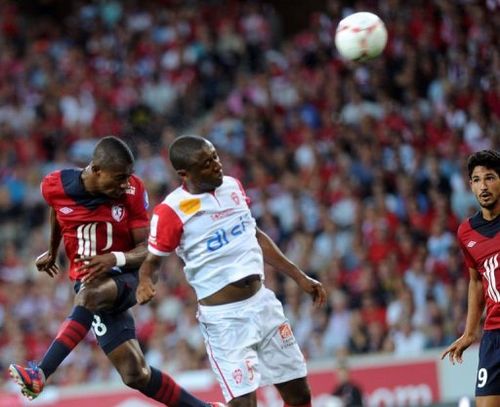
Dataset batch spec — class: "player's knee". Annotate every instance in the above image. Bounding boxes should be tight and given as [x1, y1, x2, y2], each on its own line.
[120, 366, 150, 389]
[279, 378, 311, 406]
[285, 389, 311, 406]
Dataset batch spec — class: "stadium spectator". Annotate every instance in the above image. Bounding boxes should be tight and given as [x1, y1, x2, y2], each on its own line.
[332, 362, 364, 407]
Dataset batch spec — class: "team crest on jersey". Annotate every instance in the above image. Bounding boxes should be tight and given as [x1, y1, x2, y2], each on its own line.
[179, 198, 201, 215]
[231, 192, 240, 205]
[278, 323, 296, 348]
[111, 205, 125, 222]
[232, 368, 243, 385]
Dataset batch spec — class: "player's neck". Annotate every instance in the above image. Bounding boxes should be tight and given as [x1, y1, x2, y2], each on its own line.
[81, 166, 99, 195]
[182, 181, 214, 195]
[481, 207, 500, 221]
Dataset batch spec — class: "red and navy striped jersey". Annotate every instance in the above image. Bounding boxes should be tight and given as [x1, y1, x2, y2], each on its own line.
[41, 169, 149, 281]
[458, 212, 500, 330]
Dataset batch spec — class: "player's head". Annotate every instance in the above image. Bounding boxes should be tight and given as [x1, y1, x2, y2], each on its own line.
[467, 149, 500, 211]
[89, 136, 134, 199]
[169, 135, 223, 193]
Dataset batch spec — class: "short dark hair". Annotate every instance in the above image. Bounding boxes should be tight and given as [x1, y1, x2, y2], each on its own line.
[93, 136, 134, 170]
[467, 150, 500, 178]
[169, 135, 210, 171]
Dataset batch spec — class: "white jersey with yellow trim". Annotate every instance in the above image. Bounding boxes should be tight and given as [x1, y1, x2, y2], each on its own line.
[148, 176, 264, 300]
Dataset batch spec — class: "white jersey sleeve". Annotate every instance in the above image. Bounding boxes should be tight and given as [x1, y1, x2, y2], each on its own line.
[148, 176, 264, 300]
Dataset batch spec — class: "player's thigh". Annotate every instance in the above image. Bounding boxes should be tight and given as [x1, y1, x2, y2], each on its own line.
[108, 270, 140, 312]
[198, 309, 261, 402]
[75, 270, 139, 312]
[258, 291, 308, 386]
[476, 330, 500, 398]
[75, 276, 118, 310]
[91, 308, 137, 354]
[476, 395, 500, 407]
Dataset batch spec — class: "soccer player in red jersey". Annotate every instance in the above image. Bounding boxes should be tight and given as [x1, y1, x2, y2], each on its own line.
[9, 136, 223, 407]
[442, 150, 500, 407]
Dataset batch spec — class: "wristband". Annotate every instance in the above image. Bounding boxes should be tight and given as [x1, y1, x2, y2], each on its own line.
[112, 251, 126, 267]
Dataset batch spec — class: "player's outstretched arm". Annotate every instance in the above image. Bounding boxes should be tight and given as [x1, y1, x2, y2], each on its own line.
[36, 208, 62, 277]
[255, 227, 327, 307]
[136, 252, 163, 304]
[441, 267, 484, 365]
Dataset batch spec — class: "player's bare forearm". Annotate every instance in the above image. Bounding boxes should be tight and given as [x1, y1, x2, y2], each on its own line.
[35, 207, 62, 277]
[255, 227, 306, 281]
[121, 243, 148, 268]
[255, 227, 327, 306]
[48, 207, 62, 256]
[139, 253, 162, 283]
[123, 226, 150, 268]
[137, 253, 163, 304]
[463, 276, 485, 338]
[442, 268, 484, 364]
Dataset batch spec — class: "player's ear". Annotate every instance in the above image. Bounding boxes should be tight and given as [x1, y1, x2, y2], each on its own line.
[91, 164, 101, 174]
[177, 169, 187, 178]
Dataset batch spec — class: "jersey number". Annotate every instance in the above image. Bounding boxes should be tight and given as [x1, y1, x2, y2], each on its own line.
[92, 315, 107, 336]
[77, 222, 113, 256]
[478, 368, 488, 388]
[484, 254, 500, 302]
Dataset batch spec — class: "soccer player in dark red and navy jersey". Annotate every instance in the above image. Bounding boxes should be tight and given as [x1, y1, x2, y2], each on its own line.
[9, 136, 223, 407]
[442, 150, 500, 407]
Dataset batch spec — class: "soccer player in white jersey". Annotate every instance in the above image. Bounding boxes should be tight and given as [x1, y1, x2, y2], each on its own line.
[137, 135, 327, 407]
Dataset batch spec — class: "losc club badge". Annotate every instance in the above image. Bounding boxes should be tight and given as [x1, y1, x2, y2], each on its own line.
[111, 205, 125, 222]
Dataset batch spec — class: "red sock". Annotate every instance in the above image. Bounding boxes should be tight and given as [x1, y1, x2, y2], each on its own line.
[39, 306, 94, 378]
[143, 367, 206, 407]
[155, 371, 181, 405]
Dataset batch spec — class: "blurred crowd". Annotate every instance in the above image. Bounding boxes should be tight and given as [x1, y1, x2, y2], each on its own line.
[1, 0, 499, 390]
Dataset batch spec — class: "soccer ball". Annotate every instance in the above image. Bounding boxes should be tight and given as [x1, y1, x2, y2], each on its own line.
[334, 12, 388, 61]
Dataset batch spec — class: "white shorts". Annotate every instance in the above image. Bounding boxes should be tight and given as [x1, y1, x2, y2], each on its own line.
[197, 286, 308, 402]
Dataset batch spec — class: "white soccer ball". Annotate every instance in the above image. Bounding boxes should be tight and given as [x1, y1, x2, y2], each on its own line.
[335, 12, 388, 61]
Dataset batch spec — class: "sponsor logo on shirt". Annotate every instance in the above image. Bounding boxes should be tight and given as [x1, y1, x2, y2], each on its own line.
[59, 207, 73, 214]
[211, 208, 235, 221]
[206, 215, 250, 251]
[179, 198, 201, 215]
[111, 205, 125, 222]
[467, 240, 477, 248]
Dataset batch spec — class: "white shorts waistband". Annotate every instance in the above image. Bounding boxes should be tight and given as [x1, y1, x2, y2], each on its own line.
[198, 284, 268, 314]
